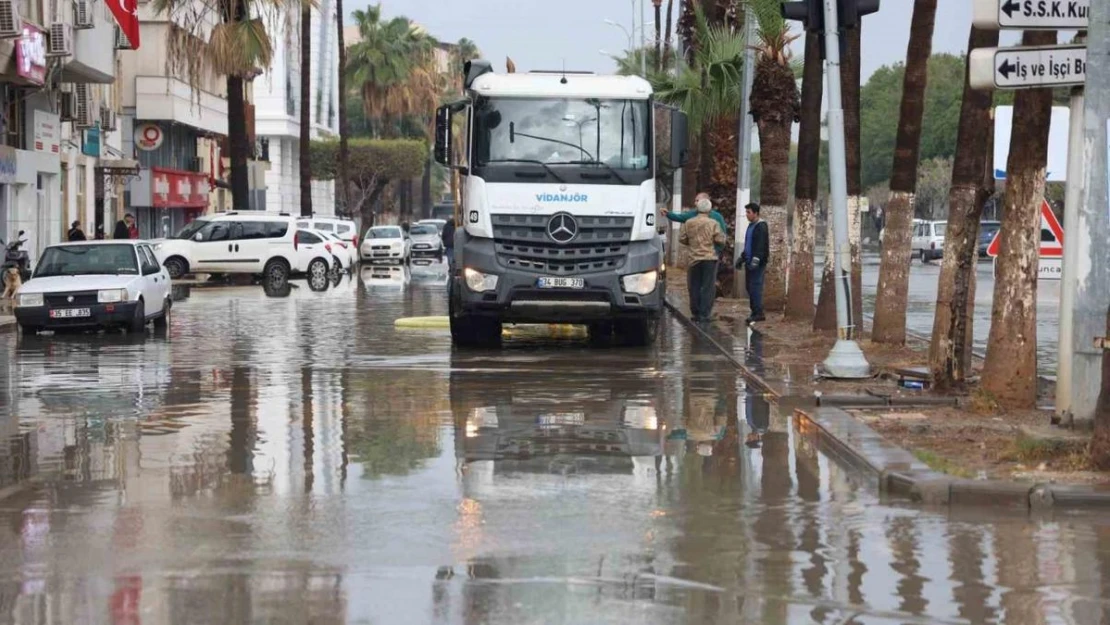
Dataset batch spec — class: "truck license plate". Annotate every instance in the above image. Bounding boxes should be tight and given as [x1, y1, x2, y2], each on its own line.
[50, 308, 91, 319]
[537, 277, 584, 289]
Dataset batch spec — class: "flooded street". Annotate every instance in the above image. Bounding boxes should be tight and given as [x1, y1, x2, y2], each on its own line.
[1, 267, 1109, 624]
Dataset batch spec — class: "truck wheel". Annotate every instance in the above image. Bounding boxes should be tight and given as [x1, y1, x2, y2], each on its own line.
[587, 322, 614, 346]
[450, 313, 502, 348]
[615, 318, 658, 347]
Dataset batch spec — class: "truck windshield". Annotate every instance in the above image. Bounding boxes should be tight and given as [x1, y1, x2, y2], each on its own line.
[473, 97, 651, 174]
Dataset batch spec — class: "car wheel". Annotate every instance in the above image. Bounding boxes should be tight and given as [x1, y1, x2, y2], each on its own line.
[129, 300, 147, 334]
[308, 258, 330, 291]
[919, 250, 927, 263]
[264, 259, 290, 289]
[153, 299, 171, 331]
[164, 257, 188, 279]
[614, 318, 658, 347]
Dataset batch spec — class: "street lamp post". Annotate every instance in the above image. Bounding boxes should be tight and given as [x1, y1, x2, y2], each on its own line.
[603, 17, 654, 77]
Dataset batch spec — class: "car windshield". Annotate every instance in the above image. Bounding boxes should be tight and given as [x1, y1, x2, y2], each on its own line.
[175, 220, 208, 239]
[368, 228, 402, 239]
[934, 224, 947, 237]
[34, 244, 138, 277]
[410, 225, 437, 236]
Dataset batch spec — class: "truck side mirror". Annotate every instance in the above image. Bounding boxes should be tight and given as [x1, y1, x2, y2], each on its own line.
[671, 110, 689, 168]
[434, 105, 452, 166]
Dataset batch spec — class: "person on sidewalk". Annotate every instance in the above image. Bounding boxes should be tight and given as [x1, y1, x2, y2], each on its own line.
[68, 221, 86, 242]
[663, 192, 728, 255]
[737, 202, 770, 323]
[441, 217, 456, 267]
[679, 196, 726, 324]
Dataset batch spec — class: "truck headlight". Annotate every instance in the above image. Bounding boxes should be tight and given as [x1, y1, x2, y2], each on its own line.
[97, 289, 128, 303]
[621, 270, 658, 296]
[16, 292, 43, 308]
[464, 268, 498, 293]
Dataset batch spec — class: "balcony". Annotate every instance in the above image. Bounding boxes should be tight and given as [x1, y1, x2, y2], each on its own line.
[57, 2, 118, 83]
[135, 76, 228, 136]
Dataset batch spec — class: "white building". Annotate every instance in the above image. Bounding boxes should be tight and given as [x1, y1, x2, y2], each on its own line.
[255, 0, 340, 216]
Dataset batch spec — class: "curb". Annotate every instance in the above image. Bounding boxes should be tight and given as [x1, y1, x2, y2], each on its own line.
[794, 406, 1110, 511]
[0, 316, 14, 334]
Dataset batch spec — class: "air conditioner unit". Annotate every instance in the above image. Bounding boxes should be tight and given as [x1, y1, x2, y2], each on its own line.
[0, 0, 22, 39]
[47, 22, 73, 57]
[100, 108, 117, 131]
[73, 0, 95, 29]
[58, 91, 76, 121]
[74, 84, 96, 128]
[114, 25, 131, 50]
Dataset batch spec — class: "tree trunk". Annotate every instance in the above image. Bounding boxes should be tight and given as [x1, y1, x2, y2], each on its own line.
[227, 77, 250, 210]
[929, 27, 999, 390]
[421, 157, 432, 218]
[299, 2, 313, 218]
[981, 30, 1055, 409]
[755, 116, 791, 313]
[336, 0, 349, 216]
[786, 31, 822, 321]
[708, 114, 737, 297]
[663, 0, 674, 65]
[871, 0, 937, 345]
[654, 0, 663, 71]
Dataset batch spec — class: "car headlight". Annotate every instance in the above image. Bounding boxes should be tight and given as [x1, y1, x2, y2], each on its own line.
[622, 270, 659, 296]
[97, 288, 128, 303]
[392, 242, 403, 249]
[16, 292, 43, 307]
[464, 268, 498, 293]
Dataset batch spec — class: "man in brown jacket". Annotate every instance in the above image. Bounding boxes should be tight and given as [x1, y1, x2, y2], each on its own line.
[679, 195, 726, 323]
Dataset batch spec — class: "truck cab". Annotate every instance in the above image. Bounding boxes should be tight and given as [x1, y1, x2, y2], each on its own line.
[434, 60, 688, 347]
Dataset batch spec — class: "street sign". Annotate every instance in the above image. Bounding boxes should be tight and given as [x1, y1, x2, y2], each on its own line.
[986, 199, 1065, 280]
[973, 0, 1089, 30]
[969, 45, 1086, 90]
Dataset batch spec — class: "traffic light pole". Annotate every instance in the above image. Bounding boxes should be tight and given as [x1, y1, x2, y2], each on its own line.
[820, 0, 871, 378]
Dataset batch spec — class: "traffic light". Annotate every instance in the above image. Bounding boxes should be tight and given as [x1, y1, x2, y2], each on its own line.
[838, 0, 880, 29]
[780, 0, 823, 34]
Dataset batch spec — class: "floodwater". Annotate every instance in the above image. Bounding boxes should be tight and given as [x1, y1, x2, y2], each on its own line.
[0, 263, 1108, 624]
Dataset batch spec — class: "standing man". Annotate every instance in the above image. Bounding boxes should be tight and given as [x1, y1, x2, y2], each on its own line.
[68, 221, 86, 241]
[679, 196, 726, 323]
[441, 217, 456, 267]
[663, 192, 727, 255]
[737, 202, 769, 323]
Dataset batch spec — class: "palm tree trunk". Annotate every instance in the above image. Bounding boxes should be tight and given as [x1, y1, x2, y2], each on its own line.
[654, 0, 663, 71]
[223, 0, 249, 210]
[299, 3, 313, 218]
[663, 0, 674, 65]
[336, 0, 350, 217]
[928, 27, 999, 390]
[871, 0, 937, 345]
[785, 32, 822, 321]
[981, 30, 1055, 408]
[421, 157, 432, 218]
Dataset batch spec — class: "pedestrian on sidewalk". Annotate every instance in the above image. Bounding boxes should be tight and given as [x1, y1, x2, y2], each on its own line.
[737, 202, 769, 323]
[441, 217, 455, 267]
[679, 195, 725, 324]
[68, 221, 86, 241]
[663, 192, 727, 255]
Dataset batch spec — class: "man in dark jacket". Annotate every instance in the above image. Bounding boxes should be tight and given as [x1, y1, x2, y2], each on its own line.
[737, 202, 770, 323]
[68, 221, 86, 241]
[441, 218, 456, 266]
[113, 218, 130, 240]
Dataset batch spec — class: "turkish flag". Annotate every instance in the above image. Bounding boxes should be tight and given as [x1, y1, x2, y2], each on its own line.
[106, 0, 140, 49]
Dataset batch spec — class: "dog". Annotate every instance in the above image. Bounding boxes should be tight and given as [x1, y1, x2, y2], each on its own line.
[1, 266, 21, 300]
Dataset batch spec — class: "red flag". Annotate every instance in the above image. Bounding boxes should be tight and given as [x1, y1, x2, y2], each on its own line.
[106, 0, 140, 49]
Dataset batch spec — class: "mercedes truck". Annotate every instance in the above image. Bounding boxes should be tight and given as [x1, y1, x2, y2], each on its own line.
[434, 60, 689, 347]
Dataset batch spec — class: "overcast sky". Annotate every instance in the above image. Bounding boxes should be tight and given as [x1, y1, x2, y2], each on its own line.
[357, 0, 1024, 81]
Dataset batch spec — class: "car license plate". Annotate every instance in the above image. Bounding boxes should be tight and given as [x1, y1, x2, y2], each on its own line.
[537, 277, 584, 289]
[49, 308, 91, 319]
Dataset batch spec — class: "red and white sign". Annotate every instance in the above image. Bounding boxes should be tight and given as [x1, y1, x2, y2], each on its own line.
[151, 168, 209, 208]
[987, 199, 1065, 280]
[135, 124, 164, 151]
[15, 25, 47, 85]
[106, 0, 140, 50]
[32, 111, 59, 155]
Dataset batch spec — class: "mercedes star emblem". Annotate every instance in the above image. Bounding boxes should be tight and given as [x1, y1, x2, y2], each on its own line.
[547, 213, 578, 244]
[67, 296, 74, 303]
[559, 184, 567, 192]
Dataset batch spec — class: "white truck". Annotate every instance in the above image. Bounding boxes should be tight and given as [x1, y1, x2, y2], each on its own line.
[434, 60, 689, 347]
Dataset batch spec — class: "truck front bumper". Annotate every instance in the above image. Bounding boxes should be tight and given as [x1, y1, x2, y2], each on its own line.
[452, 237, 665, 324]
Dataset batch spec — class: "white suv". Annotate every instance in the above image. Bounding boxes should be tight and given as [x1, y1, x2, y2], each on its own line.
[153, 212, 304, 283]
[911, 219, 946, 262]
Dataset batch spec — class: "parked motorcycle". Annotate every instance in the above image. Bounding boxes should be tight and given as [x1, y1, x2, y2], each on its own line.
[1, 231, 31, 281]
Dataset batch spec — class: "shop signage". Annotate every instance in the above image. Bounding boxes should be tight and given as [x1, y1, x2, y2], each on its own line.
[83, 126, 101, 157]
[135, 124, 164, 151]
[33, 111, 60, 155]
[151, 167, 210, 208]
[15, 25, 47, 85]
[0, 146, 17, 184]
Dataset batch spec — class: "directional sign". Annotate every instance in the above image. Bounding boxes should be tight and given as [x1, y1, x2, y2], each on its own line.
[969, 45, 1085, 90]
[973, 0, 1090, 30]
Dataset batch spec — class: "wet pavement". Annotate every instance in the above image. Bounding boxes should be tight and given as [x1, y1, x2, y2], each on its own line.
[1, 262, 1108, 624]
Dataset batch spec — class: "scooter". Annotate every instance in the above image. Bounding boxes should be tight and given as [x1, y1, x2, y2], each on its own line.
[1, 231, 31, 281]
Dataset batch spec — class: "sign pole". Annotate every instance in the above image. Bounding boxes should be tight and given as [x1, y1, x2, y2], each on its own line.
[821, 0, 870, 378]
[669, 0, 684, 268]
[733, 7, 755, 297]
[1057, 71, 1085, 422]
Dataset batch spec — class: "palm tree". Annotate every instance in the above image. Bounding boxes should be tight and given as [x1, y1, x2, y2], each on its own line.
[784, 31, 821, 321]
[871, 0, 938, 345]
[662, 0, 674, 66]
[299, 3, 312, 217]
[653, 0, 663, 69]
[748, 0, 800, 313]
[336, 0, 349, 215]
[155, 0, 301, 209]
[981, 30, 1056, 408]
[928, 27, 999, 390]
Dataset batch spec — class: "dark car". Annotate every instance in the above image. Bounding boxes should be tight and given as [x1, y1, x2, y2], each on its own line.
[978, 221, 1001, 257]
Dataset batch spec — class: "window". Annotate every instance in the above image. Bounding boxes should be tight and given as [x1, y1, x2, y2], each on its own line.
[138, 246, 160, 274]
[197, 221, 231, 242]
[933, 224, 946, 237]
[239, 222, 272, 240]
[298, 230, 323, 244]
[297, 221, 310, 229]
[4, 93, 26, 150]
[35, 244, 138, 277]
[265, 222, 289, 238]
[76, 165, 86, 218]
[315, 222, 335, 232]
[336, 224, 352, 235]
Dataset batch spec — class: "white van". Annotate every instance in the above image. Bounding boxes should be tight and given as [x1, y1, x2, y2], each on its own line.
[153, 212, 304, 282]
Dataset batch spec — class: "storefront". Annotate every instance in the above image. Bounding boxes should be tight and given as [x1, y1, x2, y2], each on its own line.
[128, 167, 210, 239]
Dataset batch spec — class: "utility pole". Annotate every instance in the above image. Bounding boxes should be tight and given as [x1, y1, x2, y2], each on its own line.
[670, 0, 684, 267]
[1057, 60, 1085, 422]
[733, 7, 756, 296]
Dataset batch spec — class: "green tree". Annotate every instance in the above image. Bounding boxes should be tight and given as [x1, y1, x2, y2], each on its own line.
[311, 139, 427, 227]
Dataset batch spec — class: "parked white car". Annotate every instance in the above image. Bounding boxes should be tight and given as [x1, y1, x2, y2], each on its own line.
[911, 219, 946, 262]
[296, 217, 360, 253]
[360, 225, 410, 264]
[294, 229, 344, 286]
[153, 212, 304, 283]
[408, 223, 442, 259]
[14, 241, 172, 335]
[322, 232, 359, 268]
[417, 218, 447, 234]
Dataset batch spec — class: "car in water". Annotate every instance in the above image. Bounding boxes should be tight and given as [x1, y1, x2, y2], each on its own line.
[295, 217, 360, 261]
[294, 229, 346, 288]
[153, 212, 303, 284]
[360, 225, 410, 265]
[360, 264, 410, 291]
[417, 218, 448, 234]
[14, 241, 172, 335]
[322, 232, 359, 268]
[408, 223, 443, 259]
[978, 220, 1001, 257]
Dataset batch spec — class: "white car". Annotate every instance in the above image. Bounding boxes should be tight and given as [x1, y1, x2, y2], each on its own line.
[322, 232, 359, 268]
[296, 217, 360, 253]
[360, 225, 410, 264]
[361, 264, 410, 291]
[13, 241, 172, 335]
[294, 229, 345, 286]
[417, 218, 447, 234]
[153, 212, 304, 283]
[911, 219, 946, 262]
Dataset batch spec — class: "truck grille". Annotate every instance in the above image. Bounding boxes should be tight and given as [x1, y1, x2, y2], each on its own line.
[491, 214, 633, 276]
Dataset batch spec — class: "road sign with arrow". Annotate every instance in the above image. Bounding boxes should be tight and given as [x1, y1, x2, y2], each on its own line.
[969, 44, 1086, 90]
[973, 0, 1089, 29]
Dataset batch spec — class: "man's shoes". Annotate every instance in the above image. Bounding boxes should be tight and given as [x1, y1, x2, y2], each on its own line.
[751, 314, 766, 322]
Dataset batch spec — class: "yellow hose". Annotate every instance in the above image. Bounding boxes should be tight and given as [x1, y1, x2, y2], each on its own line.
[394, 316, 451, 329]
